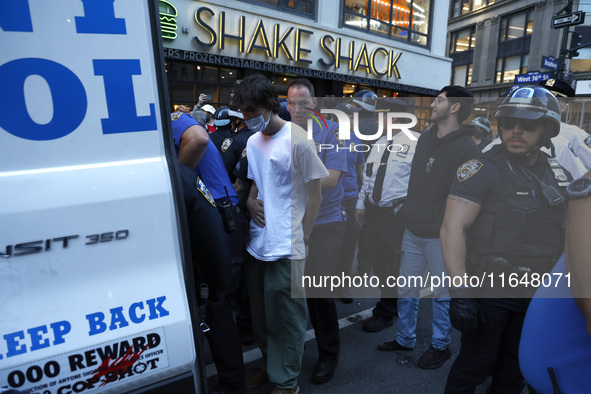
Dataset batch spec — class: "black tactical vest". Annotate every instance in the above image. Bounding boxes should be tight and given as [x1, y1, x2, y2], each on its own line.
[467, 148, 567, 270]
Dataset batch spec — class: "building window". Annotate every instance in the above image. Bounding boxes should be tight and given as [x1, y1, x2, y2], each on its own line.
[452, 64, 472, 86]
[450, 26, 475, 53]
[450, 0, 495, 18]
[449, 26, 474, 86]
[238, 0, 317, 18]
[499, 8, 533, 41]
[495, 9, 533, 84]
[495, 54, 528, 84]
[343, 0, 431, 46]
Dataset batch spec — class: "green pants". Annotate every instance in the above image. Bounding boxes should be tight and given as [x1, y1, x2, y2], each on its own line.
[245, 254, 307, 389]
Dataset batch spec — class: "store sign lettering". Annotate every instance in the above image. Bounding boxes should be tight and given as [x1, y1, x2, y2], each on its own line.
[193, 6, 401, 79]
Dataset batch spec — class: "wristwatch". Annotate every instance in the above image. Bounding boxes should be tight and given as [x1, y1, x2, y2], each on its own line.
[566, 176, 591, 199]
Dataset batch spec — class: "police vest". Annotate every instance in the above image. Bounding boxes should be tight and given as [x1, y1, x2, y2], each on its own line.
[468, 149, 567, 268]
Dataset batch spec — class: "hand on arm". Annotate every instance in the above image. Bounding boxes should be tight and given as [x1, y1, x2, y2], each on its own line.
[246, 182, 265, 228]
[178, 125, 209, 170]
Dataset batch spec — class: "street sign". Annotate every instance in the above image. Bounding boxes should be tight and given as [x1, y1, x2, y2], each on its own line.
[552, 11, 585, 28]
[576, 80, 591, 95]
[514, 72, 552, 84]
[542, 56, 559, 70]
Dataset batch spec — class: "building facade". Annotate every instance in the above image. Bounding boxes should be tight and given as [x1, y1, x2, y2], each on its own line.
[158, 0, 455, 128]
[447, 0, 591, 131]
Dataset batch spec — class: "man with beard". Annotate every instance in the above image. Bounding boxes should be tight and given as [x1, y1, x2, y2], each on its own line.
[378, 86, 480, 371]
[441, 87, 571, 393]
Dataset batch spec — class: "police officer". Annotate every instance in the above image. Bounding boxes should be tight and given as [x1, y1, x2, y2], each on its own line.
[351, 90, 380, 145]
[356, 102, 419, 332]
[441, 87, 571, 393]
[287, 78, 347, 385]
[219, 109, 255, 185]
[210, 107, 234, 151]
[470, 116, 493, 151]
[178, 163, 246, 394]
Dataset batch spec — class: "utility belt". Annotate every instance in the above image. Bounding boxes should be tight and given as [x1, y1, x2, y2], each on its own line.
[216, 198, 243, 233]
[365, 197, 406, 215]
[469, 253, 557, 276]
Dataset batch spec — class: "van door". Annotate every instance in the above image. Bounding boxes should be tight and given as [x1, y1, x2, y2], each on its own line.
[0, 1, 202, 392]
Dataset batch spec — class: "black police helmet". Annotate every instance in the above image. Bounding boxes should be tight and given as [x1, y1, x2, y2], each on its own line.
[471, 116, 492, 134]
[352, 90, 378, 112]
[495, 87, 561, 138]
[214, 106, 231, 127]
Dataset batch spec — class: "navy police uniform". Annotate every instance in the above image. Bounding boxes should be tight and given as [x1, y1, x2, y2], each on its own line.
[445, 145, 570, 393]
[178, 164, 245, 393]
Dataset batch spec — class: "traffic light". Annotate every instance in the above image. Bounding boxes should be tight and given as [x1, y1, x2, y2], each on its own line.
[570, 32, 583, 57]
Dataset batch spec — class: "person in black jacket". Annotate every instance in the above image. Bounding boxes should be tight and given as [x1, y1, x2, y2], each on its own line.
[377, 86, 480, 371]
[178, 164, 246, 394]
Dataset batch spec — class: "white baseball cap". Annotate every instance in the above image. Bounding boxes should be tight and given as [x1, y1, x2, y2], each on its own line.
[201, 104, 216, 115]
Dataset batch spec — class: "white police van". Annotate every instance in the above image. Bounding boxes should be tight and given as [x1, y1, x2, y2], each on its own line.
[1, 1, 204, 392]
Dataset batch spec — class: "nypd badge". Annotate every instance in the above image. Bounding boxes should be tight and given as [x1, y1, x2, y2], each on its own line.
[457, 160, 483, 182]
[171, 111, 182, 121]
[221, 138, 233, 152]
[333, 128, 345, 147]
[196, 177, 216, 207]
[396, 144, 410, 158]
[241, 148, 247, 159]
[548, 159, 568, 182]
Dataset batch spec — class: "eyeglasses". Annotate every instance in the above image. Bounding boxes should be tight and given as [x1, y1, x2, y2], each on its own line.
[434, 96, 449, 104]
[498, 117, 542, 132]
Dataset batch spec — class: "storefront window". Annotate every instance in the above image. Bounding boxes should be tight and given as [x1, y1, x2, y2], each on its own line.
[238, 0, 317, 18]
[343, 0, 430, 46]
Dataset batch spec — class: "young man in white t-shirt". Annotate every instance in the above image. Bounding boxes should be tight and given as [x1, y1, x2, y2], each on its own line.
[232, 74, 328, 394]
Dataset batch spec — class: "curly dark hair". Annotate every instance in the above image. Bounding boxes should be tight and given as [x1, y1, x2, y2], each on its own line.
[231, 74, 282, 114]
[440, 85, 474, 123]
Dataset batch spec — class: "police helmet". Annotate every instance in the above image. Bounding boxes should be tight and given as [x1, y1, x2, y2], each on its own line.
[471, 116, 492, 134]
[352, 90, 378, 112]
[214, 106, 231, 127]
[228, 109, 243, 120]
[495, 87, 561, 138]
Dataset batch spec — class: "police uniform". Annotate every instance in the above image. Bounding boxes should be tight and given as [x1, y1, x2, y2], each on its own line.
[445, 145, 570, 393]
[306, 118, 348, 379]
[177, 164, 245, 393]
[336, 129, 365, 299]
[220, 126, 255, 184]
[356, 133, 417, 321]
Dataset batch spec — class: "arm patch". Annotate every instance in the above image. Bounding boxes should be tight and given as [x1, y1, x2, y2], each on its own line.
[457, 160, 484, 182]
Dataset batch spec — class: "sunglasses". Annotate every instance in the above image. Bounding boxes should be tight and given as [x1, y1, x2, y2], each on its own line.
[498, 117, 543, 132]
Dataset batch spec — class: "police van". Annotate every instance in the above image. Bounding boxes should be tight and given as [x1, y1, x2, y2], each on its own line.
[1, 1, 205, 392]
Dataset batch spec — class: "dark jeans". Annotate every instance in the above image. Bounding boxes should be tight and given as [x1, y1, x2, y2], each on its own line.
[445, 298, 531, 394]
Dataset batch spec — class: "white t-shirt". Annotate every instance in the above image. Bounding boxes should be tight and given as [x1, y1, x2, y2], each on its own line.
[247, 122, 328, 261]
